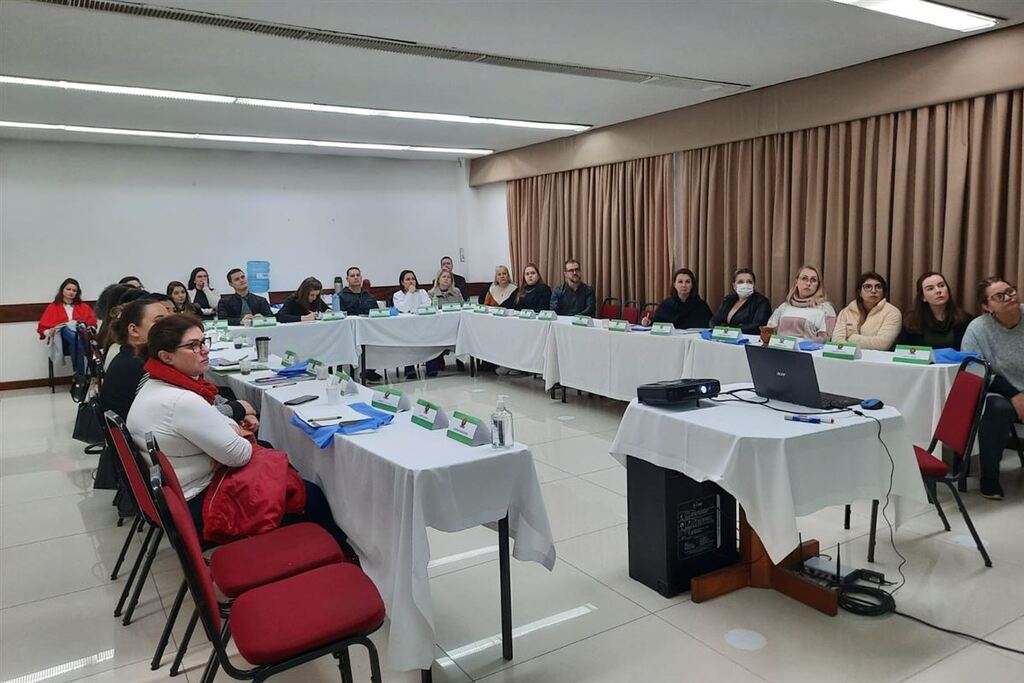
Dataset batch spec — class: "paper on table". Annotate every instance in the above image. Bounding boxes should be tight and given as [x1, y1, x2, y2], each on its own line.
[294, 404, 367, 427]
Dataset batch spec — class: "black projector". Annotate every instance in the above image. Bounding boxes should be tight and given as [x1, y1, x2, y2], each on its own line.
[637, 379, 720, 406]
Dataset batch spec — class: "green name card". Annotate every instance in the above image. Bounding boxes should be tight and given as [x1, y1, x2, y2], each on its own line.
[822, 341, 861, 360]
[371, 386, 409, 413]
[411, 399, 447, 430]
[518, 309, 537, 319]
[892, 345, 933, 365]
[281, 350, 298, 366]
[768, 335, 798, 351]
[537, 310, 557, 321]
[461, 301, 477, 310]
[441, 303, 462, 312]
[650, 322, 673, 336]
[446, 411, 486, 446]
[711, 326, 742, 342]
[416, 306, 438, 316]
[572, 315, 594, 327]
[320, 311, 346, 321]
[251, 317, 276, 328]
[607, 319, 629, 332]
[369, 308, 391, 318]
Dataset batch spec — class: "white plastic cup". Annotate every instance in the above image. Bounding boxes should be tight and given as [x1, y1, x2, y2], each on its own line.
[315, 364, 329, 381]
[239, 357, 252, 375]
[326, 385, 342, 405]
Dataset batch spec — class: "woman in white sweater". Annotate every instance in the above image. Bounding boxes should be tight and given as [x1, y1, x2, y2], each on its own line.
[392, 269, 431, 379]
[127, 315, 347, 543]
[832, 272, 902, 350]
[766, 265, 837, 342]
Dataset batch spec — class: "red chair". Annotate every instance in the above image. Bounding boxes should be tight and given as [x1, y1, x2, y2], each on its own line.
[621, 300, 640, 325]
[141, 433, 348, 674]
[148, 469, 386, 683]
[861, 358, 993, 567]
[599, 297, 622, 320]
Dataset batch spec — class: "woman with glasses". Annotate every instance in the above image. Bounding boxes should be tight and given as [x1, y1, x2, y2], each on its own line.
[898, 272, 973, 350]
[127, 315, 348, 543]
[766, 265, 836, 342]
[961, 278, 1023, 500]
[832, 272, 902, 350]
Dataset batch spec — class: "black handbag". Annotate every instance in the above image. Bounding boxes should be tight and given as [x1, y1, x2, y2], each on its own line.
[73, 396, 106, 446]
[69, 372, 90, 403]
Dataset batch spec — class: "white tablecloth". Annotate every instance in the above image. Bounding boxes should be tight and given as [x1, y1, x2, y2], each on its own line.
[204, 348, 290, 411]
[260, 382, 556, 672]
[227, 319, 360, 368]
[356, 313, 462, 369]
[682, 335, 958, 446]
[455, 312, 553, 374]
[609, 385, 929, 564]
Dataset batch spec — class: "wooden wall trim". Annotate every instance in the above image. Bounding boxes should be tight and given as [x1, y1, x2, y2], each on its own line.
[469, 23, 1024, 185]
[0, 376, 72, 392]
[0, 283, 491, 325]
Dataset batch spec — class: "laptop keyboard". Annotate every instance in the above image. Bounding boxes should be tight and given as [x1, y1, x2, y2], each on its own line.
[820, 392, 861, 409]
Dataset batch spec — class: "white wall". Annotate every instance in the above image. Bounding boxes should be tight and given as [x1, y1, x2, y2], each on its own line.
[0, 140, 508, 382]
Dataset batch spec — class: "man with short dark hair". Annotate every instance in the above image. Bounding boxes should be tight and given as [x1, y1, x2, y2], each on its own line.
[550, 259, 595, 316]
[440, 256, 469, 301]
[217, 268, 272, 325]
[340, 266, 376, 316]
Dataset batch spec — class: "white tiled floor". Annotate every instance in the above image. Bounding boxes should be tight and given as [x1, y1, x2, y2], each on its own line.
[2, 375, 1022, 682]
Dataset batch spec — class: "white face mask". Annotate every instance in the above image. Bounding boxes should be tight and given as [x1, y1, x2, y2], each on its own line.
[735, 283, 754, 298]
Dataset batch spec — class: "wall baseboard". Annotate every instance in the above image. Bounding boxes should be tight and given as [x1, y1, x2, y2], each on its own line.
[0, 376, 72, 392]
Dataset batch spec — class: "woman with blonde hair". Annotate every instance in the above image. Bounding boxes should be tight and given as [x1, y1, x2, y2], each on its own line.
[429, 269, 464, 305]
[481, 265, 517, 306]
[766, 265, 836, 341]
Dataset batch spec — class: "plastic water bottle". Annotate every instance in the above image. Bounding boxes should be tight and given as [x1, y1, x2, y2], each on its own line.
[491, 395, 513, 448]
[332, 292, 341, 313]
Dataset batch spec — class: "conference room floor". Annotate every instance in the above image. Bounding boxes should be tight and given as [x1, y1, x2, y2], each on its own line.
[2, 373, 1023, 683]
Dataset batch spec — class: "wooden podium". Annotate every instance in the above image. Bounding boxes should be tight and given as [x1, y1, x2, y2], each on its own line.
[690, 510, 838, 616]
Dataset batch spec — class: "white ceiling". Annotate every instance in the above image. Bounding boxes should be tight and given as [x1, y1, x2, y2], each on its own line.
[1, 0, 1022, 160]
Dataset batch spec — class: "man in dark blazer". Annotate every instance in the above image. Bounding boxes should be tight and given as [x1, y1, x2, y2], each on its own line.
[217, 268, 272, 325]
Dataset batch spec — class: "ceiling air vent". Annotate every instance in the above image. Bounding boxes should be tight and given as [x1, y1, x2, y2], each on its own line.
[33, 0, 749, 93]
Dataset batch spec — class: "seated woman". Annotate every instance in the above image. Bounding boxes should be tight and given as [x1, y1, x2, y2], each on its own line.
[276, 277, 329, 323]
[167, 281, 201, 315]
[126, 314, 346, 542]
[509, 263, 552, 312]
[961, 277, 1023, 500]
[37, 278, 97, 375]
[393, 270, 431, 379]
[428, 269, 465, 306]
[424, 270, 464, 377]
[898, 271, 973, 349]
[480, 266, 517, 306]
[833, 272, 902, 350]
[766, 265, 836, 342]
[95, 283, 134, 324]
[641, 268, 713, 329]
[187, 267, 220, 318]
[710, 268, 772, 334]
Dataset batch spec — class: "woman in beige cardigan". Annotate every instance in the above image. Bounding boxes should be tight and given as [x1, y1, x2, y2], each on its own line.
[833, 272, 902, 350]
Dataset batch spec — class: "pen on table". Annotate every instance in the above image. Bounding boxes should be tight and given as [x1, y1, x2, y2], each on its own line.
[784, 415, 834, 424]
[269, 382, 297, 389]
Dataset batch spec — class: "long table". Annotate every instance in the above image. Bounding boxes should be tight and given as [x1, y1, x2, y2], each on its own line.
[212, 312, 960, 448]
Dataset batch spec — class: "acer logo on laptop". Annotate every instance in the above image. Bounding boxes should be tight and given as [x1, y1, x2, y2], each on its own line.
[775, 371, 787, 378]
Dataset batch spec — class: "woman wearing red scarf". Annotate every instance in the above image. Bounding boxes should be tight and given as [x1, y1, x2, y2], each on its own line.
[126, 315, 348, 546]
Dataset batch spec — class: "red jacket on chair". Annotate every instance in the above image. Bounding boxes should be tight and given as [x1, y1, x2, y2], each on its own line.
[37, 302, 97, 339]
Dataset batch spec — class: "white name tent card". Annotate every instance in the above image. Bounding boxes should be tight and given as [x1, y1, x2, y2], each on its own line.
[711, 326, 742, 341]
[411, 399, 449, 431]
[371, 386, 412, 413]
[537, 310, 557, 321]
[650, 322, 674, 336]
[320, 311, 346, 321]
[281, 350, 299, 366]
[446, 411, 491, 446]
[334, 370, 360, 395]
[251, 317, 276, 328]
[822, 341, 861, 360]
[768, 335, 799, 351]
[607, 319, 629, 332]
[518, 309, 537, 320]
[441, 303, 462, 312]
[892, 345, 933, 365]
[572, 315, 594, 327]
[369, 308, 391, 319]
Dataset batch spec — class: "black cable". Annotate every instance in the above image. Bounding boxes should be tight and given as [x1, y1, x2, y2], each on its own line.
[710, 388, 855, 416]
[893, 610, 1024, 655]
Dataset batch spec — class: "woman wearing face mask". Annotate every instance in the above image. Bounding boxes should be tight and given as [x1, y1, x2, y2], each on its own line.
[187, 266, 220, 318]
[710, 268, 772, 334]
[641, 268, 713, 329]
[833, 272, 902, 350]
[509, 263, 552, 312]
[898, 272, 973, 350]
[766, 265, 836, 342]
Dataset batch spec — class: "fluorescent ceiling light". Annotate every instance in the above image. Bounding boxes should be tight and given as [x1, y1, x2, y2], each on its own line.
[0, 75, 591, 132]
[831, 0, 1000, 32]
[0, 120, 493, 155]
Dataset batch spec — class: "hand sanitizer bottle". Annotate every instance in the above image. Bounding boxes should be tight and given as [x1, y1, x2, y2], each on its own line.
[491, 395, 513, 448]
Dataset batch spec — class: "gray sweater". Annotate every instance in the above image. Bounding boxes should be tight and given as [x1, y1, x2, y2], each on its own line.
[961, 305, 1024, 398]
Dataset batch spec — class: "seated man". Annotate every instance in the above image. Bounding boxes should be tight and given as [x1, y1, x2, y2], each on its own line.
[550, 259, 596, 317]
[340, 266, 376, 316]
[217, 268, 273, 325]
[961, 277, 1023, 500]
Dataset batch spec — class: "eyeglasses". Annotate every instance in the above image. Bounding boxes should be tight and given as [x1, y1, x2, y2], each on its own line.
[176, 339, 210, 353]
[988, 286, 1018, 303]
[565, 267, 580, 273]
[861, 284, 884, 292]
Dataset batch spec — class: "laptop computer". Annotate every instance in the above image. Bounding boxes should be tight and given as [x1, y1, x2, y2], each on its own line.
[744, 345, 861, 409]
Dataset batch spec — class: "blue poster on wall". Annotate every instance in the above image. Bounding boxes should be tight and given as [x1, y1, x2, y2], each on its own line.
[247, 260, 270, 293]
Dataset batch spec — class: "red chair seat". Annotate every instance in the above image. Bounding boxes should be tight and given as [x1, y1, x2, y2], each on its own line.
[230, 563, 385, 666]
[210, 523, 345, 598]
[915, 445, 949, 478]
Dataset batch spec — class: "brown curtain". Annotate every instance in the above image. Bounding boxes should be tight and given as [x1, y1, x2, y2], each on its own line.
[506, 154, 673, 308]
[677, 89, 1024, 314]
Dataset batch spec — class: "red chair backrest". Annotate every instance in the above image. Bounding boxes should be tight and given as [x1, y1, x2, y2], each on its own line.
[621, 300, 640, 325]
[145, 434, 186, 504]
[933, 359, 990, 456]
[104, 412, 160, 526]
[600, 298, 621, 320]
[151, 483, 222, 636]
